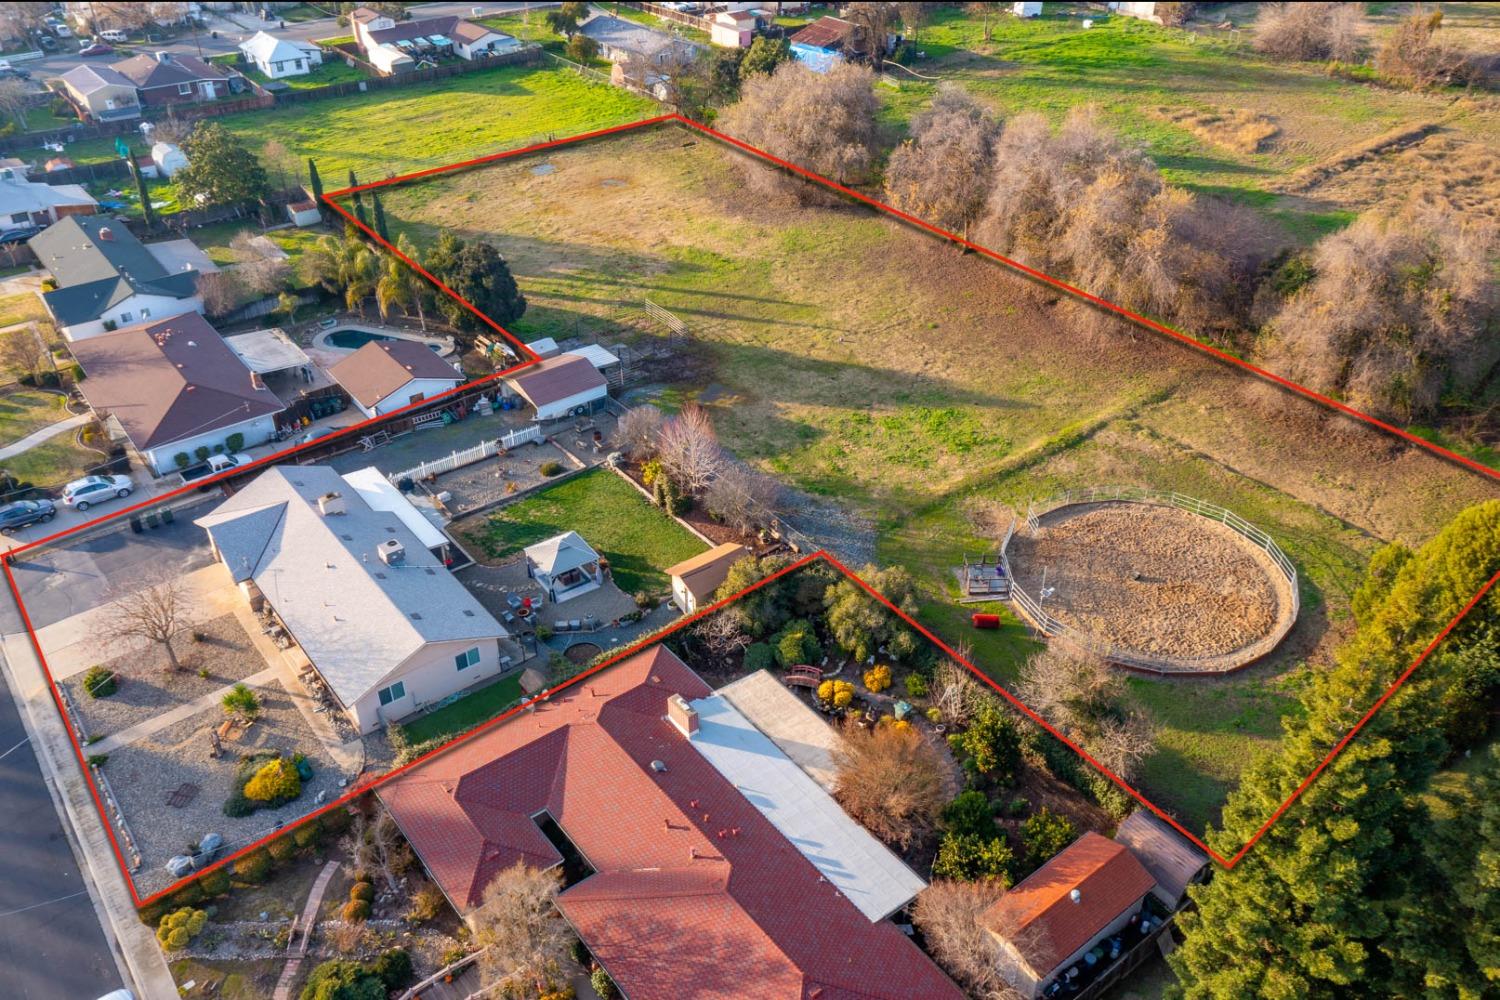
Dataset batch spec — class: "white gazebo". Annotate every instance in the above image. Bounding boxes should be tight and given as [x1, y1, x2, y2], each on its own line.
[524, 531, 603, 603]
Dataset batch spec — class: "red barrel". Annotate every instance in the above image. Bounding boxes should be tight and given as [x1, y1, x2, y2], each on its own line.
[971, 613, 1001, 629]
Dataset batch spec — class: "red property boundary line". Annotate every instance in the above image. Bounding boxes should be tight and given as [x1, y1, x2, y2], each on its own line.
[0, 113, 1494, 907]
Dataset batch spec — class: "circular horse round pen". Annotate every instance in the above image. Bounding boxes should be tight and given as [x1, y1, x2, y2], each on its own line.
[1003, 489, 1299, 674]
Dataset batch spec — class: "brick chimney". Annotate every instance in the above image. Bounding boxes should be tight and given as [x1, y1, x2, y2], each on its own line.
[667, 694, 698, 738]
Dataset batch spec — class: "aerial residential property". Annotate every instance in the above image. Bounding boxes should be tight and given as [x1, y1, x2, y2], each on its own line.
[1, 4, 1496, 1000]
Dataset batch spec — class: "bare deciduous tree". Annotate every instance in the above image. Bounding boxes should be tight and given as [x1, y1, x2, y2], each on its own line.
[832, 720, 945, 850]
[693, 610, 749, 663]
[931, 654, 986, 728]
[102, 571, 188, 672]
[844, 2, 895, 67]
[912, 880, 1024, 1000]
[717, 61, 881, 203]
[704, 462, 780, 534]
[966, 2, 1001, 43]
[1253, 3, 1366, 63]
[1015, 646, 1155, 782]
[657, 403, 722, 496]
[197, 269, 252, 318]
[1375, 8, 1479, 90]
[885, 85, 1000, 239]
[343, 802, 409, 894]
[615, 403, 664, 461]
[473, 862, 572, 998]
[0, 78, 30, 130]
[0, 325, 50, 380]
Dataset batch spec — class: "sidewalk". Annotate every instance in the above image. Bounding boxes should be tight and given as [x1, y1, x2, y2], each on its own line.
[0, 626, 178, 1000]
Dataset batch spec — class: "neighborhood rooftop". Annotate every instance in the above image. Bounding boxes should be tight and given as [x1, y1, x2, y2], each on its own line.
[30, 216, 201, 326]
[194, 465, 505, 708]
[378, 644, 964, 1000]
[328, 340, 462, 410]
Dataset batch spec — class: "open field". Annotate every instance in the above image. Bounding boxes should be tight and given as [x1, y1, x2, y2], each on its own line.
[53, 63, 655, 181]
[882, 5, 1500, 243]
[378, 125, 1498, 831]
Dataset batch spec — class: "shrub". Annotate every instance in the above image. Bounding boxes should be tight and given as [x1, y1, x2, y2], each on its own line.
[225, 432, 245, 452]
[267, 833, 297, 863]
[772, 619, 820, 667]
[173, 452, 191, 469]
[195, 446, 211, 462]
[948, 703, 1022, 785]
[591, 967, 618, 999]
[293, 819, 323, 850]
[540, 460, 564, 476]
[374, 948, 413, 989]
[198, 866, 231, 896]
[565, 32, 599, 63]
[926, 706, 942, 723]
[1020, 808, 1077, 865]
[743, 642, 774, 672]
[350, 881, 375, 904]
[243, 756, 302, 803]
[222, 682, 261, 722]
[232, 850, 272, 884]
[406, 881, 448, 923]
[816, 678, 854, 710]
[942, 790, 998, 839]
[905, 673, 928, 698]
[82, 665, 116, 699]
[863, 664, 892, 693]
[155, 907, 207, 951]
[342, 898, 371, 922]
[299, 959, 383, 1000]
[86, 753, 108, 767]
[931, 831, 1015, 883]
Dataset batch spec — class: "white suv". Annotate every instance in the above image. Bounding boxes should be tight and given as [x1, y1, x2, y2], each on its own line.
[61, 474, 134, 511]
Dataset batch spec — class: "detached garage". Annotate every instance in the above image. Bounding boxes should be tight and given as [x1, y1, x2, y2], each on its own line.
[504, 353, 608, 422]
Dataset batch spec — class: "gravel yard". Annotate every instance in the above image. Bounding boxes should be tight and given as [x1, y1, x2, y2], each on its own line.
[59, 614, 268, 743]
[429, 438, 577, 515]
[106, 678, 349, 897]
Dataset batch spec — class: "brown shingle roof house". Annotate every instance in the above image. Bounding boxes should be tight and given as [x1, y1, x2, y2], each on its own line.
[379, 644, 965, 1000]
[503, 353, 608, 422]
[666, 542, 750, 614]
[70, 312, 283, 474]
[328, 339, 463, 419]
[982, 832, 1158, 998]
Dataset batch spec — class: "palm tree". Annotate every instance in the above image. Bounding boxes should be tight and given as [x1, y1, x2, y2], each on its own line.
[375, 233, 430, 330]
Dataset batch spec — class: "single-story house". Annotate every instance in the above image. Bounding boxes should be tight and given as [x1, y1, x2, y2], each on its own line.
[711, 9, 758, 48]
[56, 64, 141, 121]
[196, 464, 512, 734]
[0, 164, 96, 236]
[666, 542, 749, 614]
[69, 312, 284, 475]
[286, 199, 321, 227]
[524, 531, 603, 604]
[111, 51, 243, 106]
[789, 15, 853, 71]
[579, 13, 700, 66]
[503, 353, 608, 422]
[30, 216, 206, 341]
[328, 339, 465, 419]
[350, 6, 520, 72]
[982, 832, 1160, 998]
[1113, 810, 1212, 911]
[377, 644, 965, 1000]
[239, 30, 323, 78]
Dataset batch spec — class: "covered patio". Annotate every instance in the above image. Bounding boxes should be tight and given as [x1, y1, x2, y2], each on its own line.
[225, 327, 344, 426]
[524, 531, 604, 604]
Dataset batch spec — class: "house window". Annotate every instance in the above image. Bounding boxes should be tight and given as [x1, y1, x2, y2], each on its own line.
[455, 647, 480, 671]
[408, 392, 425, 405]
[377, 681, 406, 706]
[294, 59, 304, 70]
[274, 61, 283, 72]
[118, 311, 133, 323]
[177, 83, 192, 96]
[8, 212, 27, 224]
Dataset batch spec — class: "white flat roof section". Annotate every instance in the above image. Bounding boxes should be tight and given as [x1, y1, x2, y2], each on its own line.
[342, 466, 448, 551]
[688, 693, 927, 922]
[569, 344, 620, 370]
[715, 670, 839, 792]
[226, 327, 313, 374]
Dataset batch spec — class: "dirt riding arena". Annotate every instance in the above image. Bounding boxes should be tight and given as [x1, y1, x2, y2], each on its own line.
[1006, 499, 1297, 672]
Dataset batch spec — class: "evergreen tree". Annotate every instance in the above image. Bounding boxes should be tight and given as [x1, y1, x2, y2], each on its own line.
[307, 157, 324, 216]
[172, 121, 268, 209]
[437, 240, 526, 336]
[371, 192, 389, 243]
[129, 151, 154, 231]
[348, 168, 367, 227]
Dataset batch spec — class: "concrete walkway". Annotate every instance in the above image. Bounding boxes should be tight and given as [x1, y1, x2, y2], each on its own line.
[0, 412, 89, 461]
[89, 666, 280, 756]
[271, 859, 341, 1000]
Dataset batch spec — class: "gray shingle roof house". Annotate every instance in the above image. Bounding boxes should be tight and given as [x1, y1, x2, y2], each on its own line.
[196, 465, 511, 733]
[29, 215, 205, 341]
[578, 13, 699, 63]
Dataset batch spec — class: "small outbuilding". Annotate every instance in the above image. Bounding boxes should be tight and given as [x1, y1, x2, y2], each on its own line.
[665, 542, 749, 614]
[503, 353, 608, 422]
[524, 531, 603, 604]
[1113, 810, 1211, 911]
[329, 339, 465, 419]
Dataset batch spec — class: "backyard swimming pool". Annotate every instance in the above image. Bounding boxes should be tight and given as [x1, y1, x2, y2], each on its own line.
[325, 329, 442, 351]
[313, 325, 455, 355]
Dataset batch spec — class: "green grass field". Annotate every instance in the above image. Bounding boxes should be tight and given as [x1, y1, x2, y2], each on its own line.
[60, 63, 656, 182]
[0, 390, 68, 444]
[176, 221, 324, 269]
[459, 468, 707, 596]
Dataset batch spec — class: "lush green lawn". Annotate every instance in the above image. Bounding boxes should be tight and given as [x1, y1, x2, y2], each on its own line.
[177, 221, 325, 270]
[0, 390, 68, 444]
[2, 432, 101, 485]
[401, 672, 525, 746]
[60, 63, 656, 181]
[461, 467, 706, 597]
[0, 292, 45, 329]
[244, 59, 372, 91]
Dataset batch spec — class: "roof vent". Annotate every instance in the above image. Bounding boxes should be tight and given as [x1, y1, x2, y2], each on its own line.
[98, 226, 114, 241]
[377, 538, 406, 565]
[250, 371, 265, 391]
[650, 760, 667, 773]
[1070, 889, 1082, 905]
[155, 51, 172, 63]
[317, 491, 346, 517]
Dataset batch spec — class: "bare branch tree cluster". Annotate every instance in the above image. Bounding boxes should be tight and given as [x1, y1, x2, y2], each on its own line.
[615, 403, 664, 461]
[1253, 3, 1366, 62]
[931, 655, 987, 728]
[832, 720, 946, 850]
[912, 880, 1025, 1000]
[885, 85, 1001, 239]
[704, 461, 781, 534]
[473, 863, 572, 998]
[1375, 8, 1482, 90]
[656, 403, 723, 496]
[102, 571, 187, 672]
[1014, 646, 1155, 782]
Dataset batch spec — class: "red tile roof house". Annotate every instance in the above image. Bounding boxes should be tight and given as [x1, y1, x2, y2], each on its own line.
[379, 644, 966, 1000]
[110, 51, 245, 107]
[981, 832, 1161, 999]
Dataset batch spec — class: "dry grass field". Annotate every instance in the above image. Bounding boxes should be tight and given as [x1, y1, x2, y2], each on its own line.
[378, 125, 1498, 832]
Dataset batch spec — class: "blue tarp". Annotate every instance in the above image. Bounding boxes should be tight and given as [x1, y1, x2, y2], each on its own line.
[790, 42, 843, 74]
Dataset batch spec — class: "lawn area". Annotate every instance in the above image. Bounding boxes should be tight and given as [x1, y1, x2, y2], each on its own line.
[400, 672, 525, 746]
[59, 63, 656, 181]
[244, 58, 373, 91]
[459, 467, 707, 597]
[882, 6, 1500, 242]
[0, 291, 45, 329]
[1, 431, 102, 485]
[380, 125, 1499, 835]
[174, 221, 325, 270]
[0, 390, 68, 445]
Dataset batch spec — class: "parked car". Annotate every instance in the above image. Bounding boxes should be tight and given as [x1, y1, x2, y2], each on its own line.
[179, 452, 250, 484]
[79, 41, 114, 57]
[0, 226, 40, 244]
[99, 29, 129, 43]
[298, 425, 348, 445]
[37, 34, 57, 49]
[61, 474, 133, 511]
[0, 62, 29, 80]
[0, 499, 56, 533]
[50, 22, 74, 39]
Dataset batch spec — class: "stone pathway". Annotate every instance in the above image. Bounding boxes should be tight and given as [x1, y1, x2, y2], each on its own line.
[0, 412, 88, 460]
[89, 666, 279, 755]
[271, 859, 341, 1000]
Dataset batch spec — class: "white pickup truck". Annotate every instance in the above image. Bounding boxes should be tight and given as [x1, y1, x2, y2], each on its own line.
[178, 452, 250, 485]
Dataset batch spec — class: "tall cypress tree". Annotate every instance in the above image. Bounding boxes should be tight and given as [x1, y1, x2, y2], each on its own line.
[371, 192, 389, 243]
[129, 151, 154, 232]
[307, 157, 324, 212]
[348, 168, 367, 226]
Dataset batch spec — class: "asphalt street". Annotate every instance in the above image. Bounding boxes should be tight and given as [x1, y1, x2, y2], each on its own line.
[0, 633, 121, 1000]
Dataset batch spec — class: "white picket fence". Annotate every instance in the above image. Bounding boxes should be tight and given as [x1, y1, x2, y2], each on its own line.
[388, 425, 542, 484]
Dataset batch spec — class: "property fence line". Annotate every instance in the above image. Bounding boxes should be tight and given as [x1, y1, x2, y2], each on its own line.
[541, 50, 615, 87]
[633, 2, 715, 31]
[641, 297, 690, 340]
[1002, 486, 1300, 676]
[55, 682, 144, 870]
[387, 424, 543, 484]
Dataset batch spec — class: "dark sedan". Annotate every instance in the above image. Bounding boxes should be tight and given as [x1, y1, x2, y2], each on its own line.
[0, 498, 55, 533]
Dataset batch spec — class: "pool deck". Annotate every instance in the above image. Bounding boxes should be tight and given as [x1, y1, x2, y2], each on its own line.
[311, 321, 456, 356]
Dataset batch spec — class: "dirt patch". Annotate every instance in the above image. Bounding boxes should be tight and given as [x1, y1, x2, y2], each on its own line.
[1007, 500, 1294, 667]
[1151, 105, 1280, 153]
[1285, 129, 1500, 223]
[1275, 120, 1443, 193]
